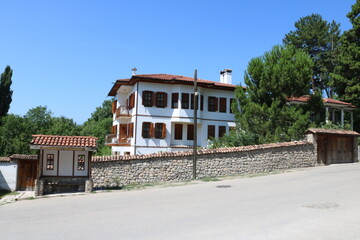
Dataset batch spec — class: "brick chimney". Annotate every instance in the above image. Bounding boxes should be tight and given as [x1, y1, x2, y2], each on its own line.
[220, 69, 232, 84]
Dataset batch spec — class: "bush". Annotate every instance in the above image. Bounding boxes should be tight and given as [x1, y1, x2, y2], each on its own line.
[209, 130, 259, 149]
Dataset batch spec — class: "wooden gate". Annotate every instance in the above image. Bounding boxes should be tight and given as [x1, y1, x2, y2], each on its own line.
[317, 135, 353, 164]
[17, 160, 37, 190]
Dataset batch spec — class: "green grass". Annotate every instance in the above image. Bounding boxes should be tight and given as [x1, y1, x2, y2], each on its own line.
[0, 190, 19, 199]
[200, 177, 222, 182]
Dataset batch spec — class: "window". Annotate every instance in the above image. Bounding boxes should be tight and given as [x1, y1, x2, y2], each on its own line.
[155, 123, 166, 139]
[208, 97, 218, 112]
[190, 94, 199, 110]
[78, 155, 85, 171]
[174, 124, 183, 140]
[181, 93, 189, 109]
[219, 126, 226, 138]
[219, 98, 227, 113]
[124, 152, 131, 156]
[187, 124, 194, 140]
[129, 123, 134, 138]
[155, 92, 167, 108]
[142, 122, 153, 138]
[208, 125, 215, 139]
[142, 91, 154, 107]
[46, 154, 54, 170]
[172, 93, 179, 108]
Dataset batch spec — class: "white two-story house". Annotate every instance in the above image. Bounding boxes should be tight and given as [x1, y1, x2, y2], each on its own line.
[106, 69, 237, 156]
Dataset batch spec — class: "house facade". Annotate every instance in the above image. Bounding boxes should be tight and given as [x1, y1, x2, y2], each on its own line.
[106, 70, 237, 156]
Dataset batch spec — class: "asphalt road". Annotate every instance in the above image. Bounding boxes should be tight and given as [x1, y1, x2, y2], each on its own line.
[1, 163, 360, 240]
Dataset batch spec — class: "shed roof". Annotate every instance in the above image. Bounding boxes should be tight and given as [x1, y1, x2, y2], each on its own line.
[9, 154, 38, 160]
[305, 128, 360, 136]
[31, 135, 98, 149]
[0, 157, 11, 162]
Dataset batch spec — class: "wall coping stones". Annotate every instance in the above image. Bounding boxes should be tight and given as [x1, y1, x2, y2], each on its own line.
[92, 141, 312, 162]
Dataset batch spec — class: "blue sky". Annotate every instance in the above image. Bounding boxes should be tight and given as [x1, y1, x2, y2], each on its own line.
[0, 0, 355, 124]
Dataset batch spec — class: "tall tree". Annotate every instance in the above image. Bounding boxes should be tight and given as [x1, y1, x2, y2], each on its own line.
[0, 66, 13, 118]
[81, 100, 113, 155]
[283, 14, 341, 97]
[235, 45, 313, 143]
[332, 0, 360, 132]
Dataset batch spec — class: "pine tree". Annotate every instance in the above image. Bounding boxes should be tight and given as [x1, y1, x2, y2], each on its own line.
[235, 45, 313, 143]
[283, 14, 341, 97]
[0, 66, 13, 118]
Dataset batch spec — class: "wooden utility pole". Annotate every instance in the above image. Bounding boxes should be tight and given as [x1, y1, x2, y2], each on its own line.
[193, 69, 198, 179]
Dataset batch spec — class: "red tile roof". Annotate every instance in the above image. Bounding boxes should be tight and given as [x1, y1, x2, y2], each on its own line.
[108, 74, 238, 96]
[305, 128, 360, 136]
[0, 157, 10, 162]
[31, 135, 98, 148]
[288, 95, 356, 108]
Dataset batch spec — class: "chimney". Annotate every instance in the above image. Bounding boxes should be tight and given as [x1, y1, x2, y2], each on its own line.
[220, 69, 232, 84]
[131, 68, 137, 76]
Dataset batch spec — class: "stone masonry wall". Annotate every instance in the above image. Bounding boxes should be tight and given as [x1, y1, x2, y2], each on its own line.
[92, 141, 316, 188]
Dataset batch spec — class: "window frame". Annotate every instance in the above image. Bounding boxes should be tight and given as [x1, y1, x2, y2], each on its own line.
[181, 93, 190, 109]
[46, 154, 54, 170]
[208, 125, 215, 139]
[155, 123, 166, 139]
[142, 91, 154, 107]
[171, 93, 179, 109]
[155, 92, 167, 108]
[77, 154, 86, 171]
[142, 122, 153, 138]
[208, 96, 218, 112]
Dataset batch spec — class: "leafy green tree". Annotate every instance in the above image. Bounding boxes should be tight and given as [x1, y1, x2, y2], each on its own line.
[0, 114, 33, 156]
[81, 100, 113, 155]
[332, 0, 360, 132]
[283, 14, 341, 97]
[235, 45, 313, 143]
[0, 66, 13, 119]
[24, 106, 53, 135]
[302, 90, 326, 126]
[49, 116, 81, 136]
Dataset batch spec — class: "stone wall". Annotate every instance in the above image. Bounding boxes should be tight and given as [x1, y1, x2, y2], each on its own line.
[92, 141, 316, 188]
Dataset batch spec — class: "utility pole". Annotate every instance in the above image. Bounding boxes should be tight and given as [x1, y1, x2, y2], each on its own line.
[193, 69, 198, 179]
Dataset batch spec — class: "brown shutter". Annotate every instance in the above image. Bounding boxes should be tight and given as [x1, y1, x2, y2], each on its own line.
[112, 100, 117, 114]
[187, 124, 194, 140]
[200, 95, 204, 111]
[129, 123, 134, 138]
[162, 123, 166, 138]
[219, 98, 227, 113]
[175, 124, 183, 140]
[163, 93, 167, 108]
[214, 97, 218, 112]
[142, 91, 146, 106]
[151, 92, 155, 107]
[150, 123, 154, 138]
[129, 93, 135, 108]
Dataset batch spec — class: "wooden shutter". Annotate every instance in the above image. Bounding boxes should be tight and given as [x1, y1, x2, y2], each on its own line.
[163, 93, 168, 108]
[129, 93, 135, 108]
[150, 123, 154, 138]
[187, 124, 194, 140]
[162, 123, 166, 138]
[219, 98, 227, 113]
[129, 123, 134, 138]
[112, 100, 117, 114]
[175, 124, 183, 140]
[200, 95, 204, 111]
[214, 97, 218, 112]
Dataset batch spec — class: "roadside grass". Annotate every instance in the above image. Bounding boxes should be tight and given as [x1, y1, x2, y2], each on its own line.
[0, 190, 19, 199]
[200, 177, 221, 182]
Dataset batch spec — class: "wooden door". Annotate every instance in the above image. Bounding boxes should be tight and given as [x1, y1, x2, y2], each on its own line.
[17, 160, 37, 190]
[119, 124, 129, 144]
